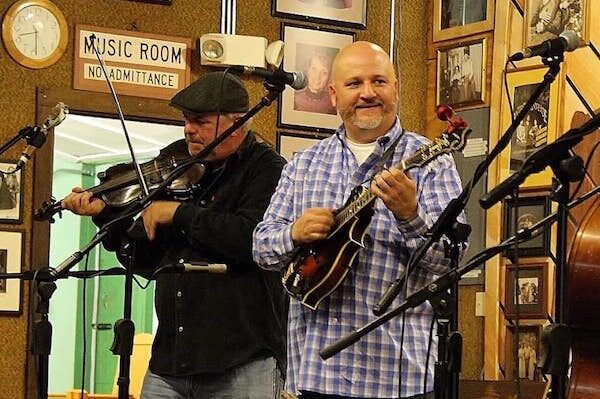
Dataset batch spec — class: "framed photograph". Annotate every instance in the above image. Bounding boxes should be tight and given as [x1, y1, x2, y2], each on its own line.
[505, 324, 543, 381]
[276, 130, 330, 162]
[503, 194, 551, 257]
[272, 0, 367, 29]
[433, 0, 494, 42]
[436, 36, 488, 110]
[0, 161, 23, 224]
[524, 0, 589, 47]
[504, 262, 548, 319]
[0, 230, 24, 314]
[499, 67, 561, 188]
[278, 24, 354, 132]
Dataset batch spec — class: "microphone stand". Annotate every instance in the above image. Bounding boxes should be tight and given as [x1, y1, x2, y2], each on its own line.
[369, 56, 564, 399]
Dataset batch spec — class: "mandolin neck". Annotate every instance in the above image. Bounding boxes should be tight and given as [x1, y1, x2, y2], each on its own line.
[333, 160, 408, 229]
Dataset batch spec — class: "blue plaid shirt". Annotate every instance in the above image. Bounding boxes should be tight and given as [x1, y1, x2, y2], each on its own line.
[253, 120, 465, 398]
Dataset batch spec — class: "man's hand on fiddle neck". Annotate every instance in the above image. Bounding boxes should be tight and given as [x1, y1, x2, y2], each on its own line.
[63, 187, 106, 216]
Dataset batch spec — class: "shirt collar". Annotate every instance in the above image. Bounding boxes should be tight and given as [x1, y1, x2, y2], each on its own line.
[335, 117, 404, 150]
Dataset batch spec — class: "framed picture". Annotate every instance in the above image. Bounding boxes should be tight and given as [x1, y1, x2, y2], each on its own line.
[436, 36, 489, 110]
[272, 0, 368, 29]
[504, 262, 548, 319]
[499, 67, 561, 188]
[524, 0, 589, 47]
[276, 130, 330, 162]
[278, 24, 354, 132]
[0, 161, 23, 224]
[433, 0, 494, 42]
[503, 194, 551, 257]
[0, 230, 24, 314]
[505, 324, 543, 381]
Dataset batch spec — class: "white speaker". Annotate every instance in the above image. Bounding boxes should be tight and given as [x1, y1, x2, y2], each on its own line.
[200, 34, 267, 68]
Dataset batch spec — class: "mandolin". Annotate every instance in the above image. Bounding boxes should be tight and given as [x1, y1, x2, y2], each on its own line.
[282, 111, 470, 310]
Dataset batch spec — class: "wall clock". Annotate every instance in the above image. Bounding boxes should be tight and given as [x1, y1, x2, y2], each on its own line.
[2, 0, 68, 69]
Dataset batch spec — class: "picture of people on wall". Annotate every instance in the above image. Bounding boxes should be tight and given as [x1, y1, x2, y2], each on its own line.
[437, 39, 485, 108]
[526, 0, 587, 47]
[0, 162, 22, 223]
[516, 277, 539, 305]
[294, 44, 338, 115]
[510, 84, 550, 172]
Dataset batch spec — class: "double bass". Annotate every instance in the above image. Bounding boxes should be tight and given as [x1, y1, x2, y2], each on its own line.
[564, 111, 600, 398]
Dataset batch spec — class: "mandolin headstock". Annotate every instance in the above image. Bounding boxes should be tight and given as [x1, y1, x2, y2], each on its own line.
[403, 105, 471, 171]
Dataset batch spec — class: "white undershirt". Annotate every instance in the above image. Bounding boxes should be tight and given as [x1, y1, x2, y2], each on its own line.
[346, 137, 377, 165]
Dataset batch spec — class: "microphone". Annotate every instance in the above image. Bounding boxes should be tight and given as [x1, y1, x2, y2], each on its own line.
[175, 261, 228, 274]
[231, 66, 307, 90]
[508, 30, 579, 62]
[16, 102, 68, 170]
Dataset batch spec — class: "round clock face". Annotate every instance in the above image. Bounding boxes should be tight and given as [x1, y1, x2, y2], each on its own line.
[2, 0, 68, 68]
[11, 4, 61, 60]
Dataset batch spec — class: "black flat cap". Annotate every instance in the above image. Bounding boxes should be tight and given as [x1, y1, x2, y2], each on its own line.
[170, 71, 249, 116]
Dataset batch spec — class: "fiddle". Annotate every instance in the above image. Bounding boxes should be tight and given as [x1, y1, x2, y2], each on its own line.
[35, 140, 206, 223]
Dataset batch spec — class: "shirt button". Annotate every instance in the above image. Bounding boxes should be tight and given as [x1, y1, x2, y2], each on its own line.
[178, 326, 184, 333]
[177, 291, 182, 298]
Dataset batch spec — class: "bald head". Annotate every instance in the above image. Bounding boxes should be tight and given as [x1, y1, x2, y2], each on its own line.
[328, 41, 399, 143]
[331, 41, 396, 83]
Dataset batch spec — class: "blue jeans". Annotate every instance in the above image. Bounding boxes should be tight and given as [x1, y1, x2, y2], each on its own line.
[140, 356, 283, 398]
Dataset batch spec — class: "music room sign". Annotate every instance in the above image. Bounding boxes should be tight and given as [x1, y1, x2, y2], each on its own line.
[74, 25, 193, 100]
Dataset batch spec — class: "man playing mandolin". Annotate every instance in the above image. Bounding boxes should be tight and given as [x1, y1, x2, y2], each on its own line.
[253, 41, 466, 398]
[63, 72, 287, 398]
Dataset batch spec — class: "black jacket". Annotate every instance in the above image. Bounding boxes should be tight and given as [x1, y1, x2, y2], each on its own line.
[96, 132, 287, 376]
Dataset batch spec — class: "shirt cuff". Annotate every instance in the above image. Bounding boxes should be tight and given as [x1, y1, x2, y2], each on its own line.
[396, 204, 429, 239]
[172, 202, 195, 235]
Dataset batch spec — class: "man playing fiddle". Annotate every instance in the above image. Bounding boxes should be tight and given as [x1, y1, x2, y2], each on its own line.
[63, 72, 287, 398]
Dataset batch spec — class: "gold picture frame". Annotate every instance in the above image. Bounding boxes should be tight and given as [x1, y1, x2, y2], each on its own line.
[524, 0, 590, 47]
[433, 0, 495, 42]
[499, 66, 562, 189]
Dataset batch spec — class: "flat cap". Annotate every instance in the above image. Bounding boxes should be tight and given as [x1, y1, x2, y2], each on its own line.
[170, 71, 249, 116]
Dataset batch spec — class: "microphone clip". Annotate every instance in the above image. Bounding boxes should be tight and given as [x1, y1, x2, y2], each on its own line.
[24, 126, 48, 148]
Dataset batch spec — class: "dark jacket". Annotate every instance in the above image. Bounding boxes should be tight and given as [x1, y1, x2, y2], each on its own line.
[96, 132, 287, 376]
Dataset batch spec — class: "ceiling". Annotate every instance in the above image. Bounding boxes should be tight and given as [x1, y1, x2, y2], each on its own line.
[54, 113, 184, 164]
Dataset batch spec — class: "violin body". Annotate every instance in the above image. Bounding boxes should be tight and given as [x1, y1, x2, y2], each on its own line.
[34, 139, 206, 222]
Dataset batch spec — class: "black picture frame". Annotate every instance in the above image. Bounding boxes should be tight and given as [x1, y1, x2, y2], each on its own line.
[0, 161, 23, 224]
[276, 130, 330, 162]
[272, 0, 368, 30]
[277, 23, 355, 133]
[502, 194, 551, 258]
